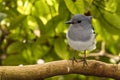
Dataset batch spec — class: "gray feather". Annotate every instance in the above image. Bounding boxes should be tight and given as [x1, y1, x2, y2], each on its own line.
[66, 14, 96, 50]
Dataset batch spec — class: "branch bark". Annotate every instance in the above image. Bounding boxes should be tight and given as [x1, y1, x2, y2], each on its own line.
[0, 60, 120, 80]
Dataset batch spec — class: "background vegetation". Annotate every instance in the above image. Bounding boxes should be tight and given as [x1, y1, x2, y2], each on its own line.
[0, 0, 120, 80]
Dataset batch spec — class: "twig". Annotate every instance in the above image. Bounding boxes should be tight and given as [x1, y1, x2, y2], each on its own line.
[79, 41, 120, 63]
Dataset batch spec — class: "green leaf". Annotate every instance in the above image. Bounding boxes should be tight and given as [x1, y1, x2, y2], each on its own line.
[100, 10, 120, 29]
[94, 15, 120, 35]
[7, 42, 24, 54]
[55, 20, 67, 34]
[3, 54, 26, 66]
[54, 38, 69, 59]
[26, 15, 38, 30]
[91, 4, 120, 35]
[99, 15, 120, 35]
[92, 0, 117, 13]
[31, 44, 50, 58]
[35, 17, 46, 34]
[10, 15, 27, 29]
[116, 0, 120, 15]
[104, 0, 117, 13]
[58, 0, 69, 19]
[45, 16, 60, 37]
[34, 0, 50, 16]
[64, 0, 84, 14]
[90, 5, 101, 18]
[22, 45, 34, 64]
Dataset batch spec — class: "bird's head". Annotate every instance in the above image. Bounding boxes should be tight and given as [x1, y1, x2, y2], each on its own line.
[65, 14, 92, 25]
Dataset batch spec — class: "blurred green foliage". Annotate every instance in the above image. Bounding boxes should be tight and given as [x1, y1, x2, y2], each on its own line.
[0, 0, 120, 80]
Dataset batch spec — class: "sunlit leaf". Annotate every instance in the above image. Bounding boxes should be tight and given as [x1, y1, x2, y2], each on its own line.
[104, 0, 117, 13]
[101, 10, 120, 29]
[55, 21, 67, 34]
[91, 3, 120, 35]
[64, 0, 84, 14]
[34, 0, 50, 16]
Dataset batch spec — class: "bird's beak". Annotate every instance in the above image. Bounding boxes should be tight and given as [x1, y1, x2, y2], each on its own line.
[65, 21, 74, 24]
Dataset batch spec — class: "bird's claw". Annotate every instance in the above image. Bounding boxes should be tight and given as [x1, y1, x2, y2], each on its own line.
[79, 57, 88, 67]
[71, 56, 78, 66]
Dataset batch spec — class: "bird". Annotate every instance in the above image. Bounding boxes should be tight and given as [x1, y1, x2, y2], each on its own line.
[66, 14, 96, 66]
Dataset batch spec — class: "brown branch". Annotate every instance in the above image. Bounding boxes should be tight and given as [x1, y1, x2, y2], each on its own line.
[0, 60, 120, 80]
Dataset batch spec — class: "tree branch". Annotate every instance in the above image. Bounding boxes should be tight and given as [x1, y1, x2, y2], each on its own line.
[0, 60, 120, 80]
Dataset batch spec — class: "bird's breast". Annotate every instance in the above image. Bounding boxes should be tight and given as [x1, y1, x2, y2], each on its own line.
[67, 27, 92, 42]
[66, 30, 96, 51]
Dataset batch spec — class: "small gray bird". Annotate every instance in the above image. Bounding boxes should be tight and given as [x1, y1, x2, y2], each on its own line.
[66, 14, 96, 66]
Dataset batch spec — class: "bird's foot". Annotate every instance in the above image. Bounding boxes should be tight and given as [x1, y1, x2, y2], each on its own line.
[79, 57, 88, 67]
[70, 56, 78, 66]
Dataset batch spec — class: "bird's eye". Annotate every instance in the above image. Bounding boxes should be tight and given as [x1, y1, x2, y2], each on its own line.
[77, 20, 81, 23]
